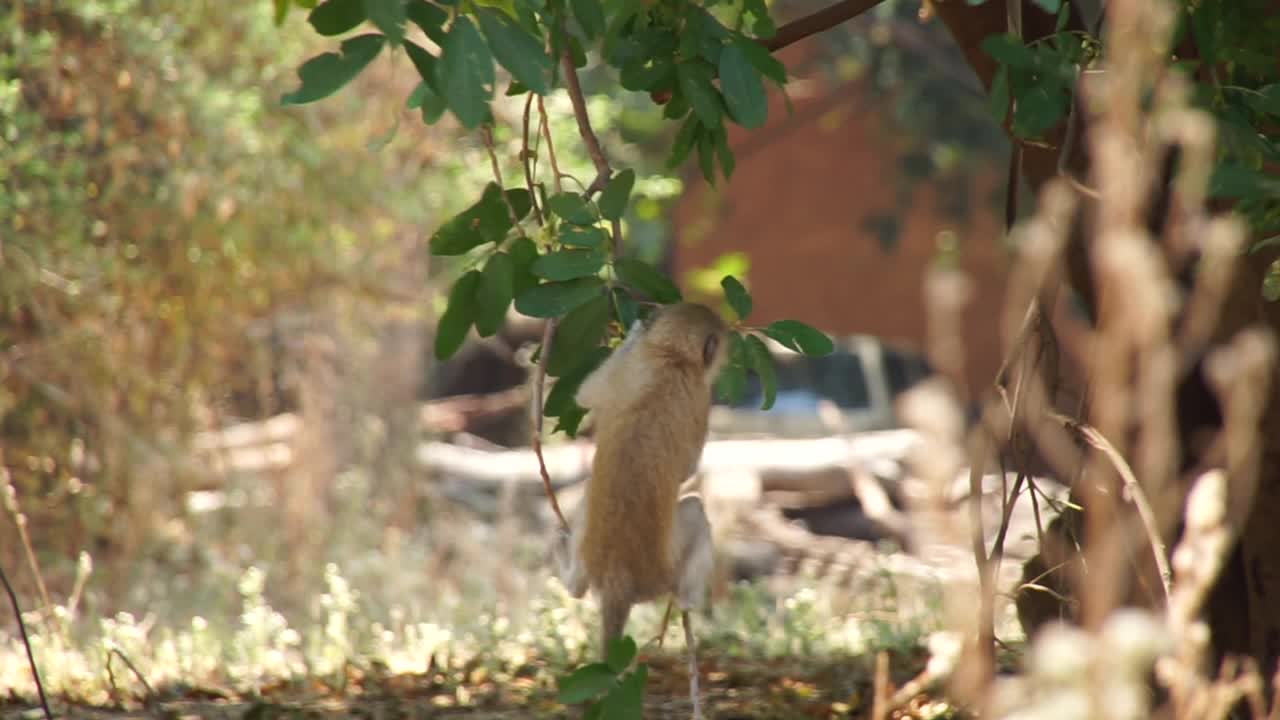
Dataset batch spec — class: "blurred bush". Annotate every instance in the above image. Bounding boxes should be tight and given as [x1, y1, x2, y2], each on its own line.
[0, 0, 474, 602]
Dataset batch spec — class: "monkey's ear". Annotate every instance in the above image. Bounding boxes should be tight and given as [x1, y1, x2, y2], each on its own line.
[702, 334, 720, 367]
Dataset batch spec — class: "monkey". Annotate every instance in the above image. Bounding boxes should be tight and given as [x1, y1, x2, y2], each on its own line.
[553, 301, 728, 720]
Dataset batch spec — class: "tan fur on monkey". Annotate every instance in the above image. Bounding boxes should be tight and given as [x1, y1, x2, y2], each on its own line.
[555, 301, 727, 718]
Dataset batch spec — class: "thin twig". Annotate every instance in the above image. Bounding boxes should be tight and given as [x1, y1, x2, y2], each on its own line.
[0, 562, 52, 720]
[1050, 412, 1172, 600]
[528, 94, 570, 532]
[536, 97, 563, 195]
[871, 649, 892, 720]
[761, 0, 887, 52]
[521, 94, 544, 226]
[532, 319, 569, 532]
[558, 49, 612, 197]
[481, 126, 526, 236]
[106, 647, 156, 708]
[1, 482, 55, 631]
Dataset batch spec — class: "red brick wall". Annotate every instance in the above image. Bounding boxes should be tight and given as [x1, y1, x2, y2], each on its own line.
[669, 43, 1013, 392]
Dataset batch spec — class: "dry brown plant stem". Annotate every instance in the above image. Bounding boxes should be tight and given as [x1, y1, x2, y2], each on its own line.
[1, 480, 54, 629]
[1051, 412, 1172, 599]
[0, 562, 52, 720]
[106, 647, 156, 708]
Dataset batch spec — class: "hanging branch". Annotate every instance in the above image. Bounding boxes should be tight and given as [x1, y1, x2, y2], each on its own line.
[761, 0, 887, 53]
[559, 50, 613, 199]
[0, 563, 52, 720]
[482, 126, 529, 235]
[521, 94, 545, 226]
[557, 50, 626, 258]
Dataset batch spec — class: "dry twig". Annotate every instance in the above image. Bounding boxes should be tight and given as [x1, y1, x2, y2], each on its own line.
[0, 562, 51, 720]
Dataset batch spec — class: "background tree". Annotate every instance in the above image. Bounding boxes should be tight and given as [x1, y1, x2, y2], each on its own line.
[274, 0, 1280, 694]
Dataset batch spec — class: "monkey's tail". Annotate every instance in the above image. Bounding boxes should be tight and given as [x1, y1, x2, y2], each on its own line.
[600, 596, 632, 661]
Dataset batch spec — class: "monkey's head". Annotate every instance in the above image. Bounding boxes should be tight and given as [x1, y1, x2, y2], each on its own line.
[641, 302, 729, 383]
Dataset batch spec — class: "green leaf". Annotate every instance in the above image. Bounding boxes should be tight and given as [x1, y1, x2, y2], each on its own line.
[406, 0, 447, 44]
[1210, 163, 1280, 199]
[744, 334, 776, 411]
[505, 188, 533, 220]
[605, 635, 637, 673]
[416, 81, 447, 123]
[715, 332, 747, 404]
[1012, 84, 1069, 138]
[719, 43, 767, 129]
[559, 226, 608, 248]
[435, 271, 481, 359]
[614, 258, 681, 303]
[533, 249, 606, 281]
[667, 115, 700, 169]
[714, 128, 735, 179]
[475, 252, 514, 336]
[611, 286, 640, 328]
[548, 295, 611, 376]
[281, 34, 386, 105]
[428, 183, 526, 255]
[677, 61, 723, 127]
[764, 320, 834, 356]
[696, 133, 716, 183]
[309, 0, 366, 35]
[407, 82, 428, 108]
[508, 236, 540, 297]
[364, 0, 406, 44]
[1247, 84, 1280, 116]
[720, 275, 751, 320]
[547, 193, 597, 225]
[988, 64, 1009, 122]
[545, 345, 611, 436]
[598, 169, 636, 221]
[515, 277, 606, 318]
[572, 0, 606, 41]
[403, 40, 438, 87]
[436, 16, 494, 128]
[274, 0, 291, 25]
[599, 664, 647, 720]
[1030, 0, 1061, 13]
[742, 0, 775, 38]
[981, 34, 1036, 68]
[557, 663, 618, 704]
[733, 37, 786, 86]
[478, 7, 553, 95]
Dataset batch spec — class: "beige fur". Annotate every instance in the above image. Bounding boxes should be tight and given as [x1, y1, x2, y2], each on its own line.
[570, 302, 728, 656]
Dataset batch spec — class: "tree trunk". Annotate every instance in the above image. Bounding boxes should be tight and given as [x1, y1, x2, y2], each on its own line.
[929, 0, 1280, 676]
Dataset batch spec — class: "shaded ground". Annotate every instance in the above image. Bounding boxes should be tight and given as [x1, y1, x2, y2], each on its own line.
[2, 646, 948, 719]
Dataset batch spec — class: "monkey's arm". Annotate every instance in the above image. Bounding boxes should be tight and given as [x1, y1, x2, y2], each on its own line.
[576, 320, 646, 411]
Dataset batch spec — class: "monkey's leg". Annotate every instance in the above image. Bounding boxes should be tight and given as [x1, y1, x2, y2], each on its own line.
[650, 597, 675, 648]
[600, 597, 633, 660]
[552, 501, 588, 598]
[682, 610, 703, 720]
[671, 495, 713, 720]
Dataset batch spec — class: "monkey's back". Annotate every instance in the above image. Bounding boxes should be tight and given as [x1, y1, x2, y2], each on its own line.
[579, 368, 711, 605]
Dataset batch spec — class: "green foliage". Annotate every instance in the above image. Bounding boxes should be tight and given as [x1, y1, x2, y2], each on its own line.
[557, 635, 648, 717]
[3, 0, 469, 572]
[978, 0, 1280, 272]
[281, 33, 386, 104]
[764, 320, 836, 357]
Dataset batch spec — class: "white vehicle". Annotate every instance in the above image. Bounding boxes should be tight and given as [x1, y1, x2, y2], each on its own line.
[708, 334, 933, 438]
